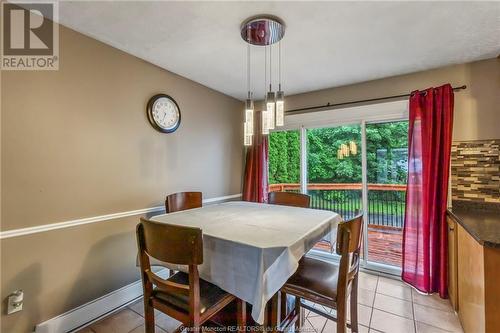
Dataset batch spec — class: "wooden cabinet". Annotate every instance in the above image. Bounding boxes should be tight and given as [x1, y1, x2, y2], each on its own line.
[457, 223, 485, 333]
[451, 217, 500, 333]
[483, 246, 500, 332]
[447, 216, 458, 311]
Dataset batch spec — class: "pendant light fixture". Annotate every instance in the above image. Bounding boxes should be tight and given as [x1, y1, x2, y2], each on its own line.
[244, 43, 254, 146]
[266, 44, 275, 130]
[275, 41, 285, 126]
[262, 45, 269, 135]
[241, 15, 285, 144]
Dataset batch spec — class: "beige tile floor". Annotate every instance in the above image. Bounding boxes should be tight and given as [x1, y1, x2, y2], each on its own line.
[75, 272, 463, 333]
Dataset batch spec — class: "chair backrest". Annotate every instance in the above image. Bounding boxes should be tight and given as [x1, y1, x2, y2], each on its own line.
[137, 218, 203, 265]
[136, 218, 203, 317]
[268, 192, 310, 208]
[335, 214, 363, 256]
[335, 214, 364, 300]
[165, 192, 202, 213]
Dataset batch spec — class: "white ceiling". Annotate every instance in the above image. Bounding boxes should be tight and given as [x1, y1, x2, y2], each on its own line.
[57, 1, 500, 100]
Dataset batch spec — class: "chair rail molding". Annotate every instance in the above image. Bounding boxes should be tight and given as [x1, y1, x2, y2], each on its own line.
[0, 193, 242, 239]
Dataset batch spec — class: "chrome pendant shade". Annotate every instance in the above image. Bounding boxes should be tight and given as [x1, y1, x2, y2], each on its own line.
[266, 91, 276, 130]
[275, 90, 284, 126]
[242, 15, 286, 146]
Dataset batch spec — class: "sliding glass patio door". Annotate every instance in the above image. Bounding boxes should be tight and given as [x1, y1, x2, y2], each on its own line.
[305, 124, 363, 253]
[268, 107, 409, 275]
[364, 121, 408, 272]
[302, 121, 408, 273]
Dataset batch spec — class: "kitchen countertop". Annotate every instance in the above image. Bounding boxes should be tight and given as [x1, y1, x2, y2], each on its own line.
[447, 201, 500, 248]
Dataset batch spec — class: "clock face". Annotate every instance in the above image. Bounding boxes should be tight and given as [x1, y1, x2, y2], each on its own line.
[147, 94, 181, 133]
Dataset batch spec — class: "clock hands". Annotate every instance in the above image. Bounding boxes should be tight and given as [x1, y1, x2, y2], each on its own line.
[148, 95, 180, 133]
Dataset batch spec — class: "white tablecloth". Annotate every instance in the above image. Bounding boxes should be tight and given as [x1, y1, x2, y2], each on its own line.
[150, 201, 341, 324]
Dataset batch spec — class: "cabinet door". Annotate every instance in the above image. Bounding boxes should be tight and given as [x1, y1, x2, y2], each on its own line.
[447, 216, 458, 311]
[457, 224, 485, 333]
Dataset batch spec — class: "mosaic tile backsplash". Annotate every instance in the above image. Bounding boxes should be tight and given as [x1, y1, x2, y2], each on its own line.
[451, 139, 500, 204]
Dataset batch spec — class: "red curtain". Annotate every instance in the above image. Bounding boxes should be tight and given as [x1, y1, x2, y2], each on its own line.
[402, 84, 454, 298]
[242, 111, 269, 203]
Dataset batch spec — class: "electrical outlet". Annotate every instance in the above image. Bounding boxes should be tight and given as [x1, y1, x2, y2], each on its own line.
[7, 290, 23, 314]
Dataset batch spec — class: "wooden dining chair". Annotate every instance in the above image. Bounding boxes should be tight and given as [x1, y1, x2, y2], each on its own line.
[268, 191, 310, 208]
[279, 214, 364, 333]
[137, 218, 246, 333]
[268, 191, 310, 325]
[164, 192, 203, 277]
[165, 192, 202, 213]
[267, 192, 311, 319]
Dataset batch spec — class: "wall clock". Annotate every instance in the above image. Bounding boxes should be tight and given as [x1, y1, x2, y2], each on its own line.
[146, 94, 181, 133]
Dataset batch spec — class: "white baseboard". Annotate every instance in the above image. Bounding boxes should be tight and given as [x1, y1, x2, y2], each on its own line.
[34, 269, 169, 333]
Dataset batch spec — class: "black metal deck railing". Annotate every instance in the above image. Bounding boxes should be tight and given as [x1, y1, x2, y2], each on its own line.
[269, 183, 406, 228]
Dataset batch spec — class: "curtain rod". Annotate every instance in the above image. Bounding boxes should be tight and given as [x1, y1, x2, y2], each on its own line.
[285, 85, 467, 114]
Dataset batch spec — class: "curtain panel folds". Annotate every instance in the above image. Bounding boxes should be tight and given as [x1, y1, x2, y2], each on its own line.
[402, 84, 454, 298]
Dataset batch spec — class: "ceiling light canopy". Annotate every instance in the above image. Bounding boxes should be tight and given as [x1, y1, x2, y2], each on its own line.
[240, 15, 285, 46]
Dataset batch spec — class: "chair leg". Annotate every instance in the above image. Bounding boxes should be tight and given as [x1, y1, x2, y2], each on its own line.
[270, 293, 279, 333]
[350, 275, 359, 333]
[190, 323, 200, 333]
[280, 291, 287, 323]
[294, 296, 302, 331]
[143, 298, 155, 333]
[301, 307, 305, 327]
[336, 297, 348, 333]
[237, 298, 247, 332]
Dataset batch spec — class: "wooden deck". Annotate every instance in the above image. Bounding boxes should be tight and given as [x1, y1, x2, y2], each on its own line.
[315, 225, 403, 267]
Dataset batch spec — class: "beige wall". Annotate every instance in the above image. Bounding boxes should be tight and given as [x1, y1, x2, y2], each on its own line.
[285, 58, 500, 141]
[1, 16, 498, 333]
[1, 24, 243, 332]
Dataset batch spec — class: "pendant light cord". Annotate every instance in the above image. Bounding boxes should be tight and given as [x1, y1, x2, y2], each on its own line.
[269, 44, 272, 92]
[264, 45, 267, 99]
[247, 43, 250, 99]
[279, 41, 282, 91]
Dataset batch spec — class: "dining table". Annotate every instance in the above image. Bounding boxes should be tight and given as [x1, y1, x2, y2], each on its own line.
[149, 200, 342, 326]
